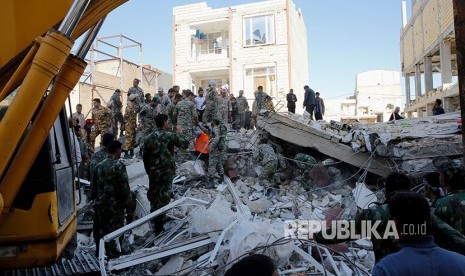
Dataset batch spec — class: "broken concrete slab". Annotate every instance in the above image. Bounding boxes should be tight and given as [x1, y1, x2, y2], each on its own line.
[155, 256, 184, 276]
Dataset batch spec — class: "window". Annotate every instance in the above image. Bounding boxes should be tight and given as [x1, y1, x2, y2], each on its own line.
[244, 15, 275, 46]
[245, 67, 276, 97]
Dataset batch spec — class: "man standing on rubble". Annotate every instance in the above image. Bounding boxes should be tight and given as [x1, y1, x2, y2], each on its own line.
[159, 88, 173, 115]
[142, 114, 189, 234]
[123, 94, 137, 158]
[314, 92, 325, 120]
[389, 106, 404, 121]
[174, 90, 197, 153]
[140, 96, 160, 134]
[207, 118, 227, 186]
[202, 81, 220, 123]
[236, 90, 249, 129]
[302, 85, 316, 120]
[90, 98, 111, 149]
[286, 89, 297, 114]
[110, 89, 124, 137]
[127, 78, 144, 114]
[218, 89, 230, 125]
[195, 87, 206, 122]
[433, 98, 446, 115]
[253, 142, 278, 185]
[93, 140, 135, 258]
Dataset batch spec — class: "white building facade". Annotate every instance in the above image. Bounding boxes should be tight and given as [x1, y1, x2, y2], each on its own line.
[173, 0, 309, 104]
[324, 70, 402, 123]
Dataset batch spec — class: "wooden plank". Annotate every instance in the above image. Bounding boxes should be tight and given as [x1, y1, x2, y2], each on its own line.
[258, 115, 390, 177]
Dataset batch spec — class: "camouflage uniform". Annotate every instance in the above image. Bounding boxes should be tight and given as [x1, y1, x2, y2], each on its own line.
[92, 155, 136, 258]
[123, 101, 137, 151]
[236, 95, 249, 129]
[203, 87, 219, 123]
[208, 124, 226, 182]
[140, 104, 158, 134]
[218, 96, 229, 124]
[110, 91, 124, 136]
[173, 99, 197, 151]
[142, 129, 188, 234]
[254, 144, 278, 181]
[315, 202, 465, 262]
[159, 95, 172, 115]
[127, 86, 144, 113]
[88, 148, 108, 198]
[90, 105, 111, 149]
[167, 103, 178, 126]
[434, 190, 465, 234]
[314, 204, 395, 262]
[294, 153, 317, 180]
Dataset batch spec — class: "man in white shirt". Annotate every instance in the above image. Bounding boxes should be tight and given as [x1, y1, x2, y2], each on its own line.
[195, 87, 206, 122]
[72, 103, 85, 128]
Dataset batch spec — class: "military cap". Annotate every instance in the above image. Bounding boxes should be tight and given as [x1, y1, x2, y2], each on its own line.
[152, 96, 160, 103]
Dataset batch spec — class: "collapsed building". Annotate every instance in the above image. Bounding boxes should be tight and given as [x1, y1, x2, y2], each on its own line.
[12, 111, 461, 275]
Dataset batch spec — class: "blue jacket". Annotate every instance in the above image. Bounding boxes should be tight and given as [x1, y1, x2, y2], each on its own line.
[373, 236, 465, 276]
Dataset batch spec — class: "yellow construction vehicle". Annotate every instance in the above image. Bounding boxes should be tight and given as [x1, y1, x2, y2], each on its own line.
[0, 0, 127, 269]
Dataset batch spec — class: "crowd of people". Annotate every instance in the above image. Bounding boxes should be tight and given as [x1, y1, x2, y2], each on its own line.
[68, 79, 277, 257]
[67, 79, 465, 274]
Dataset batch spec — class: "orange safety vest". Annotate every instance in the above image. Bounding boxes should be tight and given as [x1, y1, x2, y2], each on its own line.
[195, 131, 209, 153]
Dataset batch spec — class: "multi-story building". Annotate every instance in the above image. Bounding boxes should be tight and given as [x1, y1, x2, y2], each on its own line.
[173, 0, 308, 105]
[400, 0, 459, 117]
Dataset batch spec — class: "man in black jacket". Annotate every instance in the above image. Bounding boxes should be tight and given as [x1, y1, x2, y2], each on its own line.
[286, 89, 297, 113]
[302, 85, 316, 120]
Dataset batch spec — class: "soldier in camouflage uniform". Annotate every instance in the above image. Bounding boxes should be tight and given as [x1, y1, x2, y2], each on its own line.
[314, 172, 411, 262]
[433, 166, 465, 234]
[294, 153, 317, 180]
[253, 143, 278, 183]
[207, 118, 226, 184]
[123, 94, 137, 158]
[167, 94, 183, 127]
[139, 93, 152, 128]
[160, 88, 174, 115]
[127, 78, 144, 114]
[142, 114, 188, 234]
[140, 96, 160, 133]
[110, 89, 124, 137]
[173, 91, 197, 151]
[218, 89, 229, 125]
[88, 133, 115, 198]
[202, 81, 219, 123]
[92, 140, 136, 258]
[90, 98, 111, 149]
[236, 90, 249, 129]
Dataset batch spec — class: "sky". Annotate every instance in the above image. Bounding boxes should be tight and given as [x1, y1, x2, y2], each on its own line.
[93, 0, 408, 99]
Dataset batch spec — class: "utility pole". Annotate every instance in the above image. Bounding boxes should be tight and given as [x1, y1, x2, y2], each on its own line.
[452, 0, 465, 163]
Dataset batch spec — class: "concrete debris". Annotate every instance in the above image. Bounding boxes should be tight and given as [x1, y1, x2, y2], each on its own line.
[352, 182, 378, 209]
[154, 256, 184, 276]
[309, 164, 330, 187]
[76, 127, 388, 276]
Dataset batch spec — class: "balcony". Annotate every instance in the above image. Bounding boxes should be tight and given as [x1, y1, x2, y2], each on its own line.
[189, 20, 229, 64]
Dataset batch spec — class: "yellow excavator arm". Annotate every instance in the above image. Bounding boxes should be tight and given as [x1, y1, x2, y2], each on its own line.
[0, 0, 127, 269]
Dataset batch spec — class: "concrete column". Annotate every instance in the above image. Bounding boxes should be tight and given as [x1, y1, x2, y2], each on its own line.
[405, 75, 411, 104]
[415, 64, 422, 98]
[424, 56, 433, 94]
[443, 97, 455, 113]
[440, 41, 453, 84]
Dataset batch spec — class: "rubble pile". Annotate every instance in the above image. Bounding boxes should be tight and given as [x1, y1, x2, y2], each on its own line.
[76, 129, 385, 276]
[267, 112, 463, 178]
